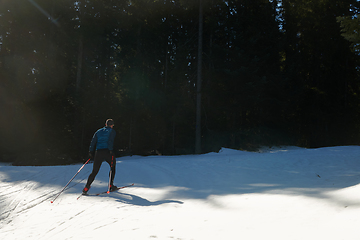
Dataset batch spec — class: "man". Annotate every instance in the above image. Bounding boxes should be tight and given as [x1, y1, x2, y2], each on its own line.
[83, 119, 117, 194]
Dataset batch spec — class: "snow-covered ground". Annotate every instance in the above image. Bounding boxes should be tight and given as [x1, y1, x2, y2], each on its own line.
[1, 146, 360, 240]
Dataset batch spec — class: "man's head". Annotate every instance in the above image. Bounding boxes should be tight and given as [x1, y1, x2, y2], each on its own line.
[105, 119, 114, 128]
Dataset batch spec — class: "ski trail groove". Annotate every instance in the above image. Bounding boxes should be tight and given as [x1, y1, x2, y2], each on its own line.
[0, 182, 35, 222]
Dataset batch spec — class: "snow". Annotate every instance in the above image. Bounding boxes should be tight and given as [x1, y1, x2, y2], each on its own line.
[1, 146, 360, 239]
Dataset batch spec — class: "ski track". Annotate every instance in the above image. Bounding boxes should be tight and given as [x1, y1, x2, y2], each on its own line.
[1, 147, 360, 239]
[0, 166, 79, 228]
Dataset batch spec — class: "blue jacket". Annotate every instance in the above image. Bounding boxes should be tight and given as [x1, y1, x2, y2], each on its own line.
[89, 126, 116, 152]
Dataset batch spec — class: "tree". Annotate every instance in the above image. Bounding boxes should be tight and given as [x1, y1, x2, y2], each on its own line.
[195, 0, 203, 154]
[281, 0, 360, 147]
[2, 0, 360, 165]
[337, 16, 360, 52]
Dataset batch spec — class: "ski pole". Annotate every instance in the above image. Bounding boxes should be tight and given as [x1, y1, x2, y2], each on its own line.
[51, 158, 90, 203]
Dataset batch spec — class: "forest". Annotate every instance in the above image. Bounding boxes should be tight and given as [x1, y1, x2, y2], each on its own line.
[1, 0, 360, 165]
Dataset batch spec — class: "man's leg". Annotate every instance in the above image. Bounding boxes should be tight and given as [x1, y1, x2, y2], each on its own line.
[106, 152, 116, 187]
[85, 151, 103, 188]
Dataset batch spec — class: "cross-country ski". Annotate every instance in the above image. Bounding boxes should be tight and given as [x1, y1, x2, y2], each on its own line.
[77, 183, 134, 199]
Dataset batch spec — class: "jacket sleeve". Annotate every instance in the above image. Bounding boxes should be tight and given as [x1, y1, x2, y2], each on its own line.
[107, 129, 116, 151]
[89, 131, 98, 152]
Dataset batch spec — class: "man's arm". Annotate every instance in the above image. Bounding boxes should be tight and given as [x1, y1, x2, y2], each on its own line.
[89, 132, 98, 152]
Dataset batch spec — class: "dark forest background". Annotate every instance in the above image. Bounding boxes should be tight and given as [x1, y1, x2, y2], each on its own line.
[1, 0, 360, 165]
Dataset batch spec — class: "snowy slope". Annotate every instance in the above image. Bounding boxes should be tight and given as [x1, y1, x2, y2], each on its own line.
[1, 146, 360, 240]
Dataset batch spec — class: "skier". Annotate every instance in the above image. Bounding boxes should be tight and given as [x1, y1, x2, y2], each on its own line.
[83, 119, 117, 194]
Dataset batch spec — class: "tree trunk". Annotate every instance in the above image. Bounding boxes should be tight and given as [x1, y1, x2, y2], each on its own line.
[76, 37, 83, 91]
[195, 0, 203, 154]
[74, 36, 84, 156]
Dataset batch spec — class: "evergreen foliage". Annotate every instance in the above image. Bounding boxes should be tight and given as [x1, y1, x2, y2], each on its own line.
[0, 0, 359, 165]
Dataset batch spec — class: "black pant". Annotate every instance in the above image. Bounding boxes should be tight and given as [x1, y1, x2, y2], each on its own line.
[86, 149, 116, 188]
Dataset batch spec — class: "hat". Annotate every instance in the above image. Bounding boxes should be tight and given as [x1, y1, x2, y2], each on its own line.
[106, 119, 114, 126]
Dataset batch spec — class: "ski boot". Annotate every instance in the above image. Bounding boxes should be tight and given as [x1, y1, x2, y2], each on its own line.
[82, 186, 90, 195]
